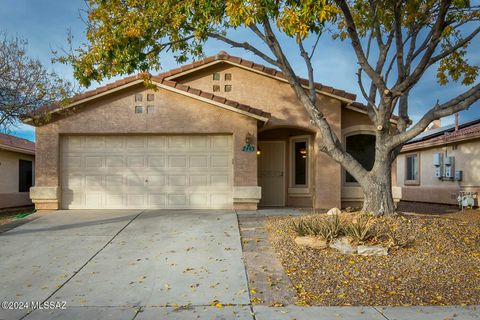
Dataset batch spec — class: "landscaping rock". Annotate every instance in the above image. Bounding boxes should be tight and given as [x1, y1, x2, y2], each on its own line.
[294, 236, 328, 250]
[327, 207, 342, 216]
[357, 245, 389, 256]
[329, 237, 357, 254]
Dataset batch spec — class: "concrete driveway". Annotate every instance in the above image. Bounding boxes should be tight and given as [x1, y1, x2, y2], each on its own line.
[0, 210, 251, 320]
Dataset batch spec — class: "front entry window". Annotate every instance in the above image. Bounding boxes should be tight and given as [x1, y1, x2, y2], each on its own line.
[292, 138, 308, 187]
[345, 134, 375, 183]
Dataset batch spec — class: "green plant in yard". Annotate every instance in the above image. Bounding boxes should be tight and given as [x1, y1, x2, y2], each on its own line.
[291, 219, 322, 237]
[317, 214, 346, 242]
[292, 214, 346, 242]
[345, 213, 374, 243]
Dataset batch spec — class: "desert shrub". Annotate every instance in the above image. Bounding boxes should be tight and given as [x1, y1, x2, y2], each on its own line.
[345, 213, 375, 243]
[292, 214, 346, 241]
[291, 218, 322, 237]
[317, 214, 346, 241]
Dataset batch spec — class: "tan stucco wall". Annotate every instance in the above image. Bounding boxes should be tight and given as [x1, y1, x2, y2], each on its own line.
[0, 149, 34, 208]
[177, 63, 344, 209]
[397, 138, 480, 205]
[33, 84, 258, 210]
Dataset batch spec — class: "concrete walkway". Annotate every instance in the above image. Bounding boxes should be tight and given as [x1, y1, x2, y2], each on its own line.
[0, 209, 478, 320]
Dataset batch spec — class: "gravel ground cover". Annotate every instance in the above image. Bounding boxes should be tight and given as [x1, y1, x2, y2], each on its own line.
[266, 207, 480, 306]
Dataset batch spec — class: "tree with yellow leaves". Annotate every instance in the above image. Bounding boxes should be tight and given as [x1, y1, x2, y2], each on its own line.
[60, 0, 480, 215]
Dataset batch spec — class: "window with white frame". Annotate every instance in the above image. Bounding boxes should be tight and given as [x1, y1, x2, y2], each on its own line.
[405, 153, 419, 184]
[291, 137, 309, 187]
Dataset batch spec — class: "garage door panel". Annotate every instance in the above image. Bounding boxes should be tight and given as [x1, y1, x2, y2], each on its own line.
[190, 193, 208, 207]
[64, 156, 83, 169]
[106, 194, 123, 207]
[211, 136, 231, 149]
[147, 175, 165, 186]
[127, 136, 145, 149]
[126, 194, 145, 207]
[105, 136, 125, 149]
[211, 175, 230, 186]
[147, 136, 166, 149]
[62, 191, 83, 207]
[148, 194, 166, 207]
[190, 155, 209, 168]
[211, 193, 231, 208]
[168, 136, 188, 149]
[126, 175, 144, 187]
[61, 135, 233, 209]
[106, 156, 124, 168]
[127, 156, 145, 168]
[168, 175, 187, 186]
[63, 136, 84, 151]
[190, 175, 208, 186]
[189, 136, 209, 149]
[85, 193, 104, 207]
[168, 155, 187, 168]
[211, 155, 230, 168]
[168, 193, 188, 206]
[84, 136, 105, 149]
[85, 156, 104, 169]
[148, 156, 166, 168]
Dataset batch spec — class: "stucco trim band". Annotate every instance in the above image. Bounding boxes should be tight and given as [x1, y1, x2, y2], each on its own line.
[30, 186, 60, 201]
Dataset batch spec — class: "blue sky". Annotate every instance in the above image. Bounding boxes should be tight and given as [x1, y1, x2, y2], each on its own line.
[1, 0, 479, 142]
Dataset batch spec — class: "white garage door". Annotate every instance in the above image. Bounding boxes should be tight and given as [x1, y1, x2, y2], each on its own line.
[61, 135, 233, 209]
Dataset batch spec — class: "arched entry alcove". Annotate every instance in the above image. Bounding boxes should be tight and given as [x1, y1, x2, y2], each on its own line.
[257, 126, 316, 207]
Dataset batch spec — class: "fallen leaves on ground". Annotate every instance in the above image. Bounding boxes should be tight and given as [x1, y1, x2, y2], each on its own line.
[266, 208, 480, 306]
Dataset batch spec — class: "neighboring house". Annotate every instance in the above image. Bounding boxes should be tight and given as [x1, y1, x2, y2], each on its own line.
[397, 117, 480, 206]
[0, 133, 35, 209]
[24, 51, 400, 211]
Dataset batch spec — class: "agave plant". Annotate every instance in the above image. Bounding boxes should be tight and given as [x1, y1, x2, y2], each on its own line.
[346, 213, 374, 243]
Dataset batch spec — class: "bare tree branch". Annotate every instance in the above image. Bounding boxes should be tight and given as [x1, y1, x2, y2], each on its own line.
[299, 40, 316, 103]
[206, 32, 279, 67]
[389, 83, 480, 147]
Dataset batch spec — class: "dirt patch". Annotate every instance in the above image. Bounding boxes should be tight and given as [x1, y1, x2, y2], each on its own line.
[396, 201, 461, 215]
[266, 210, 480, 306]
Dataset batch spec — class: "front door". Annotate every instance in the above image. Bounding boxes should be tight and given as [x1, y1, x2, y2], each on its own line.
[258, 141, 285, 206]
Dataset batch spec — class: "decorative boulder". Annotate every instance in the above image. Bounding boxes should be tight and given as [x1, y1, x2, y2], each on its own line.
[357, 245, 389, 256]
[327, 207, 342, 216]
[294, 236, 328, 250]
[329, 237, 357, 254]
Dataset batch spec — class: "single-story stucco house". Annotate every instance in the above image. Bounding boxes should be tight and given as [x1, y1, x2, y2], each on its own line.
[24, 51, 400, 211]
[0, 133, 35, 209]
[397, 117, 480, 207]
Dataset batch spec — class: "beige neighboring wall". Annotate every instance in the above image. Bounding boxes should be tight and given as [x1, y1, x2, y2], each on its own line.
[176, 62, 344, 209]
[397, 138, 480, 205]
[32, 84, 258, 210]
[0, 149, 34, 209]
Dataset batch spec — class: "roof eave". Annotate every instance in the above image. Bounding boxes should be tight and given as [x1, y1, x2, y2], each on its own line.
[0, 145, 35, 155]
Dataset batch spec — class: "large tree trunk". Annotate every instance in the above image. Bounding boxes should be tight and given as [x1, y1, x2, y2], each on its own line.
[360, 156, 395, 215]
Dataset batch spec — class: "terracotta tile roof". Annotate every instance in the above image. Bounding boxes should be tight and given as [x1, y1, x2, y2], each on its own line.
[26, 73, 270, 122]
[402, 120, 480, 151]
[0, 133, 35, 154]
[158, 51, 357, 101]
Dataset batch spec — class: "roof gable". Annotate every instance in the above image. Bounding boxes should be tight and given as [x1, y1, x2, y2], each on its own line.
[23, 74, 270, 125]
[160, 51, 357, 102]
